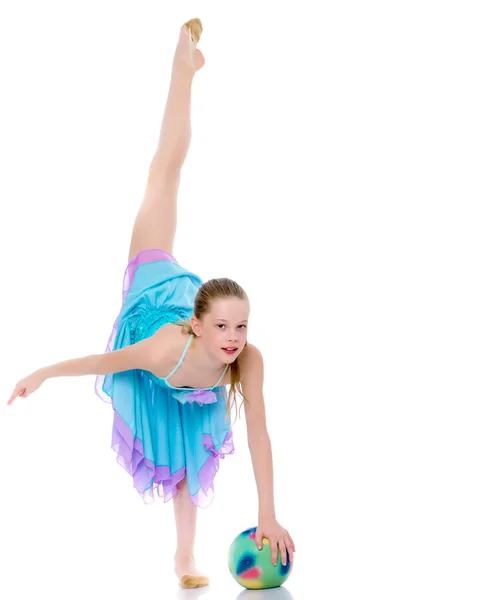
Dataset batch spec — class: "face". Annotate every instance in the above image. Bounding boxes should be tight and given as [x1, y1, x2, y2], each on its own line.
[192, 296, 250, 362]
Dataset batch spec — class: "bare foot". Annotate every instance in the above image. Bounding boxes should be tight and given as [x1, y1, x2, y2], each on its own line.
[173, 19, 205, 75]
[174, 554, 210, 589]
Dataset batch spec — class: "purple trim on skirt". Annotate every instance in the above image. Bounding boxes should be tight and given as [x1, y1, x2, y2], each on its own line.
[121, 248, 177, 305]
[112, 410, 234, 508]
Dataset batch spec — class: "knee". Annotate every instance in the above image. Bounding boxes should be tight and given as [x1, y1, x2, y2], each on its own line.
[148, 157, 182, 185]
[177, 476, 188, 492]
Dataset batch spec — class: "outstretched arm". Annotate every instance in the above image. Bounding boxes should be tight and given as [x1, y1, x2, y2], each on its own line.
[42, 337, 156, 378]
[239, 343, 296, 567]
[7, 337, 156, 405]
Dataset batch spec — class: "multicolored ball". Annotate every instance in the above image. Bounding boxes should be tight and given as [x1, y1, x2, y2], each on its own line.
[228, 526, 292, 590]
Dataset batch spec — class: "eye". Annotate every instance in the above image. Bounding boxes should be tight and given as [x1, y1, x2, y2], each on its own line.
[217, 324, 225, 329]
[239, 325, 247, 329]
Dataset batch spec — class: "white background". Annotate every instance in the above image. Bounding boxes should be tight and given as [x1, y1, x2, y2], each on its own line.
[1, 1, 478, 599]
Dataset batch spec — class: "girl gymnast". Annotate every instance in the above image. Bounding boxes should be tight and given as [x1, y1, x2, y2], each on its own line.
[7, 18, 296, 589]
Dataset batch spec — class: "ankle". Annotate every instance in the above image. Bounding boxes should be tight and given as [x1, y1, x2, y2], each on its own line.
[172, 63, 195, 81]
[174, 551, 195, 562]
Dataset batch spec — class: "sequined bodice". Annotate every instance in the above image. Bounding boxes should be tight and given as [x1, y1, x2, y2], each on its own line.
[129, 305, 188, 345]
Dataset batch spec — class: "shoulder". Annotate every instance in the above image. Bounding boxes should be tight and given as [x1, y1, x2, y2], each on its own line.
[148, 323, 189, 367]
[238, 342, 262, 368]
[150, 322, 184, 345]
[237, 343, 267, 432]
[237, 342, 264, 384]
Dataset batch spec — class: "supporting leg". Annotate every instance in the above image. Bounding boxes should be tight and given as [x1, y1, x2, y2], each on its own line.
[173, 476, 210, 589]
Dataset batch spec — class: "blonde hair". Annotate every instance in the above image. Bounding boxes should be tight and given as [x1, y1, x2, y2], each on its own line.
[175, 277, 249, 424]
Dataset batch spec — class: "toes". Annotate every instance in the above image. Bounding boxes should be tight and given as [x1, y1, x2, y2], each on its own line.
[184, 18, 203, 44]
[180, 575, 209, 589]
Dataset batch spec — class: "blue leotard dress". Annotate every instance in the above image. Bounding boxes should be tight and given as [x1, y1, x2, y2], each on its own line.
[94, 248, 234, 508]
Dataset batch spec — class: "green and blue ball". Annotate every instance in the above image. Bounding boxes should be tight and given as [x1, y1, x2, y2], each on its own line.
[228, 526, 292, 590]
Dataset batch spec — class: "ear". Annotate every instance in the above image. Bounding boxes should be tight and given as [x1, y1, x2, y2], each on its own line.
[190, 316, 201, 336]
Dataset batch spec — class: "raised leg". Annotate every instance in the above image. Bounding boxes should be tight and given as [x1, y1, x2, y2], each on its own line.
[173, 476, 209, 588]
[128, 20, 205, 262]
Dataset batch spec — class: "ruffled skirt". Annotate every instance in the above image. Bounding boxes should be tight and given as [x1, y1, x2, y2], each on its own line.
[94, 249, 234, 507]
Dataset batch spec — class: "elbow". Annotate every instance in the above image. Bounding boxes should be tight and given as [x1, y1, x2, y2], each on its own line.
[90, 353, 119, 376]
[88, 354, 104, 375]
[247, 427, 270, 448]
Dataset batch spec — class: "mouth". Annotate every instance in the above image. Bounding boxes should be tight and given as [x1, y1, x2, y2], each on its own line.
[222, 347, 238, 355]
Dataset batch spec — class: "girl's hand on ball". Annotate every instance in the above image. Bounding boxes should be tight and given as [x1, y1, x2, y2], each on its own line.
[255, 517, 295, 566]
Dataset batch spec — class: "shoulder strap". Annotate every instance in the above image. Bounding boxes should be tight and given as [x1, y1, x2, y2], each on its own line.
[164, 334, 194, 381]
[213, 363, 230, 387]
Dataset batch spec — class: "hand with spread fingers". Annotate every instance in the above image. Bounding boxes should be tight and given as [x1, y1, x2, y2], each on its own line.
[255, 517, 295, 567]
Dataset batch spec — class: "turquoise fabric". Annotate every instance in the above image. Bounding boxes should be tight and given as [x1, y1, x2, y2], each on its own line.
[96, 254, 233, 506]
